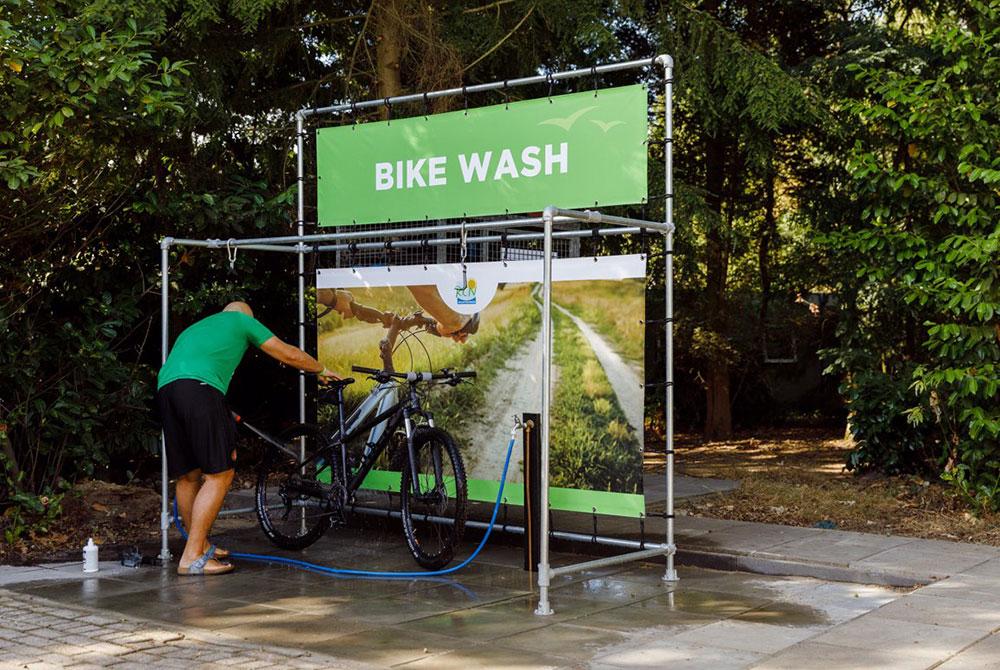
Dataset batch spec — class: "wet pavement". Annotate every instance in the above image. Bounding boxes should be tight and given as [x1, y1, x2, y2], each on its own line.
[1, 519, 914, 669]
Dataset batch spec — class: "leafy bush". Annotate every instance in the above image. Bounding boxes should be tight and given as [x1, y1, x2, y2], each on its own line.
[838, 369, 933, 474]
[822, 1, 1000, 509]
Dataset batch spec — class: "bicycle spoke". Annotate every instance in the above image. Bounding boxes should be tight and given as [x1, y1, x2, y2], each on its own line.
[256, 425, 339, 550]
[401, 428, 467, 569]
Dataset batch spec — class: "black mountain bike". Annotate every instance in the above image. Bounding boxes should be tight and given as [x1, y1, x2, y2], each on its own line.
[249, 310, 475, 570]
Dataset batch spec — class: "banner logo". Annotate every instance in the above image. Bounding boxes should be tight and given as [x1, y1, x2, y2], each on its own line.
[455, 278, 477, 305]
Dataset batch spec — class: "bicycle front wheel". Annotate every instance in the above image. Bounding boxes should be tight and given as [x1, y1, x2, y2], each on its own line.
[400, 427, 468, 570]
[256, 424, 340, 551]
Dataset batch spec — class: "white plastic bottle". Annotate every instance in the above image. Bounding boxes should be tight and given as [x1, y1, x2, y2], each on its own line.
[83, 538, 99, 573]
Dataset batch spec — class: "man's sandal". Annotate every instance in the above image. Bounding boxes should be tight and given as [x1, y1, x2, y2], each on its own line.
[177, 546, 235, 576]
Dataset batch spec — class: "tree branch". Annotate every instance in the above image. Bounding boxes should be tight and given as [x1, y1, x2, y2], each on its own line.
[461, 2, 535, 73]
[463, 0, 516, 14]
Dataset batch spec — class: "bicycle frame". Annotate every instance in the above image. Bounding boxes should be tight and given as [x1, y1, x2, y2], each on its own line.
[307, 379, 437, 500]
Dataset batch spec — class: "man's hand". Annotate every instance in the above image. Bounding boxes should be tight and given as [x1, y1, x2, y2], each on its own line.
[318, 368, 341, 384]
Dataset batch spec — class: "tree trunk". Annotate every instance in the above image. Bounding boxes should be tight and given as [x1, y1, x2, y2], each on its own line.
[758, 162, 776, 327]
[705, 359, 732, 440]
[703, 135, 733, 440]
[375, 0, 405, 113]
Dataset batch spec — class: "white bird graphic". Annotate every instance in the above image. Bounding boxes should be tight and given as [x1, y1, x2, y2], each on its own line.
[590, 119, 625, 132]
[538, 106, 597, 130]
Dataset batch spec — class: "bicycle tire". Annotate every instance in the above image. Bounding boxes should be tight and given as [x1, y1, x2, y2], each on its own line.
[255, 423, 340, 551]
[400, 426, 468, 569]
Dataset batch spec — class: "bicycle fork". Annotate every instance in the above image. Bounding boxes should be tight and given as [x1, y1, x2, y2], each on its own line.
[402, 392, 444, 501]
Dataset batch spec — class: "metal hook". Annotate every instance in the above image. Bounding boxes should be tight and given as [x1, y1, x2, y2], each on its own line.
[423, 91, 430, 119]
[348, 241, 358, 271]
[546, 72, 555, 102]
[503, 80, 509, 110]
[591, 64, 598, 97]
[225, 238, 238, 271]
[459, 218, 468, 290]
[383, 97, 392, 124]
[420, 238, 431, 270]
[462, 85, 469, 115]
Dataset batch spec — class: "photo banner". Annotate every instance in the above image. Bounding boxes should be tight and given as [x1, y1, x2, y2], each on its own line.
[316, 255, 646, 517]
[316, 85, 648, 226]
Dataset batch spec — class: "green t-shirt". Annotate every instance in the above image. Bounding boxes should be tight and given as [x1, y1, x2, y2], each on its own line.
[157, 312, 275, 394]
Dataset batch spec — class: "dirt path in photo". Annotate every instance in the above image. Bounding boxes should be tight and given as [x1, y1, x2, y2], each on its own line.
[462, 300, 554, 484]
[551, 302, 644, 436]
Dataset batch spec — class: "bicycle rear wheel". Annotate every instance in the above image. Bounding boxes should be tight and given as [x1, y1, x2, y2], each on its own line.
[400, 427, 468, 570]
[256, 424, 341, 550]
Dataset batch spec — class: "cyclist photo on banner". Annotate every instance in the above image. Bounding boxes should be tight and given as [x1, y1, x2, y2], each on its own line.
[315, 255, 647, 518]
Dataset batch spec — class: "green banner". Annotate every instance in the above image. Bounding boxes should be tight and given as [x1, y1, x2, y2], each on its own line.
[316, 85, 648, 226]
[359, 470, 644, 517]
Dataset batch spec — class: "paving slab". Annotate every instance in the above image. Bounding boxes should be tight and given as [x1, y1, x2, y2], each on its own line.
[916, 571, 1000, 603]
[749, 641, 937, 670]
[810, 614, 985, 661]
[850, 540, 1000, 581]
[935, 633, 1000, 670]
[491, 622, 632, 662]
[644, 473, 739, 500]
[592, 638, 766, 669]
[753, 530, 912, 565]
[871, 592, 1000, 632]
[954, 556, 1000, 578]
[671, 619, 826, 654]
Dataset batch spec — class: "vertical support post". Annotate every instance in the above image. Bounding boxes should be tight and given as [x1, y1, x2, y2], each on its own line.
[295, 113, 308, 535]
[658, 54, 679, 583]
[522, 413, 541, 572]
[535, 207, 555, 616]
[296, 112, 307, 433]
[159, 238, 173, 563]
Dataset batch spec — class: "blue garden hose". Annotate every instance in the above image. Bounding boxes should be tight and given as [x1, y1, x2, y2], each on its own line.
[172, 433, 516, 578]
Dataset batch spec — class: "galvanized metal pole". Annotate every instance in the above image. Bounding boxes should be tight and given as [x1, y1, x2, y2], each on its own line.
[658, 54, 679, 583]
[301, 58, 661, 118]
[295, 113, 308, 537]
[535, 207, 555, 616]
[158, 238, 173, 563]
[296, 113, 307, 439]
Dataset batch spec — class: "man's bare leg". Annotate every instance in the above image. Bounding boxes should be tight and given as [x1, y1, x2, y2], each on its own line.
[175, 469, 202, 533]
[178, 469, 234, 571]
[175, 468, 228, 557]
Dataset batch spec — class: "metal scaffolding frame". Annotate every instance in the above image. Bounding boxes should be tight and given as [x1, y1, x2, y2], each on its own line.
[157, 55, 677, 616]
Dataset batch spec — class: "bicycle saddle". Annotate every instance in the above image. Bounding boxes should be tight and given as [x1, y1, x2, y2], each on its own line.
[324, 377, 355, 388]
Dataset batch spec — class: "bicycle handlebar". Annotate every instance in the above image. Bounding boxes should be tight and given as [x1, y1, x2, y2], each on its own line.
[351, 365, 476, 383]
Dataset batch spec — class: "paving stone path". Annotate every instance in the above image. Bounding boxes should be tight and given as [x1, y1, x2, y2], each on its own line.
[0, 588, 368, 670]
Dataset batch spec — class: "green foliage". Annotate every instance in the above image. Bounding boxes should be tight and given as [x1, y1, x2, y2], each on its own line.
[2, 477, 67, 545]
[0, 1, 189, 510]
[822, 0, 1000, 509]
[839, 368, 933, 474]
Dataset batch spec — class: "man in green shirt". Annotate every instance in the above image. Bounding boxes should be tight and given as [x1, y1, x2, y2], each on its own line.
[157, 301, 338, 575]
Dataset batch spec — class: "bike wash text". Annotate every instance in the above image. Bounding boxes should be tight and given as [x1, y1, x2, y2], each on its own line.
[374, 143, 569, 191]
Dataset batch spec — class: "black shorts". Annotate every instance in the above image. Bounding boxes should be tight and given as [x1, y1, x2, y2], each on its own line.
[156, 379, 236, 479]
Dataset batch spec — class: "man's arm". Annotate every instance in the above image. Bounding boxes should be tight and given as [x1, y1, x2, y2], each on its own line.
[259, 337, 339, 381]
